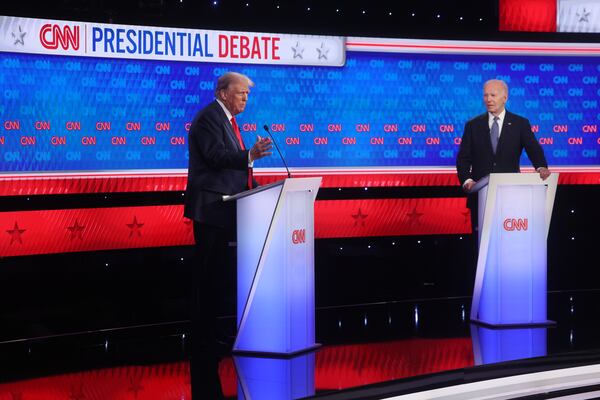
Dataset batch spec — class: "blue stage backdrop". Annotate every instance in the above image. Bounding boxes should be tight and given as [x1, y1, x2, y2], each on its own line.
[1, 20, 599, 173]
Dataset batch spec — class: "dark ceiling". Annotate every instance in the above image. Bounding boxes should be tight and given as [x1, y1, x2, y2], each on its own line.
[0, 0, 598, 42]
[1, 0, 496, 37]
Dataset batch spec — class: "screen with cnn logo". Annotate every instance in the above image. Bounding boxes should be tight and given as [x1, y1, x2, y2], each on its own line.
[1, 15, 599, 175]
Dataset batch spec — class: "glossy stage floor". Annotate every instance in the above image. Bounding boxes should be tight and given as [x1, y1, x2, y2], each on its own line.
[3, 291, 600, 399]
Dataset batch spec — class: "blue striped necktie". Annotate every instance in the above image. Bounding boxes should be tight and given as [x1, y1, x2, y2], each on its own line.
[490, 116, 499, 154]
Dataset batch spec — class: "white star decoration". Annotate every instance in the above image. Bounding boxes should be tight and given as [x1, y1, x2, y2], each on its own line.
[316, 42, 329, 60]
[11, 26, 26, 46]
[576, 8, 591, 23]
[291, 41, 304, 59]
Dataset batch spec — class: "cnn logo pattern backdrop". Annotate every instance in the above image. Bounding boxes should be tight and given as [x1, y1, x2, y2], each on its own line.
[0, 51, 599, 172]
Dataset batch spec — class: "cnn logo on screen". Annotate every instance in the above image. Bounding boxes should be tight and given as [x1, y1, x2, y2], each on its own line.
[291, 229, 306, 244]
[39, 24, 80, 50]
[503, 218, 528, 231]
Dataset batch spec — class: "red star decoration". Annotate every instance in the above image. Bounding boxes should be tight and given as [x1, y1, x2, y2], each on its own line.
[351, 207, 368, 227]
[128, 376, 144, 398]
[67, 219, 85, 240]
[127, 216, 144, 238]
[406, 207, 424, 225]
[6, 222, 26, 245]
[183, 217, 193, 230]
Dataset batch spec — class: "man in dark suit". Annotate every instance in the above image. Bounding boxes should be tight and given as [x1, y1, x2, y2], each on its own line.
[184, 71, 272, 229]
[184, 72, 271, 358]
[456, 79, 551, 238]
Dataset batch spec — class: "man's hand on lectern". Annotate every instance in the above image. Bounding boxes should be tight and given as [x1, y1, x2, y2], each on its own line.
[537, 167, 551, 181]
[463, 180, 476, 193]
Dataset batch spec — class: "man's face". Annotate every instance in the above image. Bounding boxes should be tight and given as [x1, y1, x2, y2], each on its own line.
[221, 79, 250, 116]
[483, 82, 507, 116]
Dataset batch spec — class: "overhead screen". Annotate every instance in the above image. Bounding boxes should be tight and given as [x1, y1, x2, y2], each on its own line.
[500, 0, 600, 32]
[0, 16, 599, 175]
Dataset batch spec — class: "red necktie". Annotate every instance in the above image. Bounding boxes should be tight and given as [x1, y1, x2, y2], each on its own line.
[231, 117, 253, 189]
[230, 116, 245, 150]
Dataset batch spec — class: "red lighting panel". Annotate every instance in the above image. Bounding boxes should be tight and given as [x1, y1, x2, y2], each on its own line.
[500, 0, 557, 32]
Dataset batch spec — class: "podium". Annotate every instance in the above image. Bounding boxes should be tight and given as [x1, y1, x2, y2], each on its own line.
[469, 173, 558, 327]
[225, 177, 322, 356]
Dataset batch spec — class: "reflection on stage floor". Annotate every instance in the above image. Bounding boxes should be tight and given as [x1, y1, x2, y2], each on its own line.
[1, 291, 600, 399]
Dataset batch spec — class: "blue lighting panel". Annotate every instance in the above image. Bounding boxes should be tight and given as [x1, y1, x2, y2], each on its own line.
[0, 51, 598, 172]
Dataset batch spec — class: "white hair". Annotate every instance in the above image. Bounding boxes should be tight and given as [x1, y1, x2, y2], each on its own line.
[215, 72, 254, 97]
[484, 79, 508, 94]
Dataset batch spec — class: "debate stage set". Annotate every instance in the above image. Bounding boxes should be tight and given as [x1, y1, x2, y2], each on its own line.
[1, 1, 600, 399]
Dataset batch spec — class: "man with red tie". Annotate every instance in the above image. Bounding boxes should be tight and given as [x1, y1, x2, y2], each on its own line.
[184, 72, 272, 359]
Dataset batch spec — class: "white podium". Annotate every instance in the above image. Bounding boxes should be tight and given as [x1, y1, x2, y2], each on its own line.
[470, 173, 558, 327]
[225, 177, 322, 355]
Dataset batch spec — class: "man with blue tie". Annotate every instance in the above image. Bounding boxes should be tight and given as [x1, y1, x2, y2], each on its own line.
[456, 79, 551, 235]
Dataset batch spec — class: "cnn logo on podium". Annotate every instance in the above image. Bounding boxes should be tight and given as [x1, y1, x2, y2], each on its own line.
[503, 218, 528, 231]
[292, 229, 306, 244]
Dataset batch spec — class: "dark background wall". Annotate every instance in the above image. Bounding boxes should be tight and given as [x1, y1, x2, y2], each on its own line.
[1, 184, 598, 341]
[0, 0, 599, 341]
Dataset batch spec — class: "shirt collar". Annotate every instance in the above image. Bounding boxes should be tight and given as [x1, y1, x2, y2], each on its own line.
[216, 98, 233, 122]
[489, 109, 506, 124]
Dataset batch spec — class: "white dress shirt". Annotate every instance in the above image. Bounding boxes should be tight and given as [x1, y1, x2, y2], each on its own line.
[488, 109, 506, 139]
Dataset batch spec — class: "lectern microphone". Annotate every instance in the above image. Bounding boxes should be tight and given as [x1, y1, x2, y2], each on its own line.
[263, 124, 291, 178]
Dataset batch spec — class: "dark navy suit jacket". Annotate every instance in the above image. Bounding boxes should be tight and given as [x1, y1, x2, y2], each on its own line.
[183, 100, 252, 228]
[456, 110, 548, 184]
[456, 110, 548, 208]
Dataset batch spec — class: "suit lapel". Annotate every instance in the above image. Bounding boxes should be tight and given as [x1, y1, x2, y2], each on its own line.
[223, 119, 242, 150]
[214, 101, 242, 150]
[497, 111, 514, 154]
[477, 113, 494, 155]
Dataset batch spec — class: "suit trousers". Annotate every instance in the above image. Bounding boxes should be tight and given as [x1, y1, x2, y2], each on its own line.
[191, 221, 236, 346]
[467, 194, 480, 278]
[189, 222, 235, 398]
